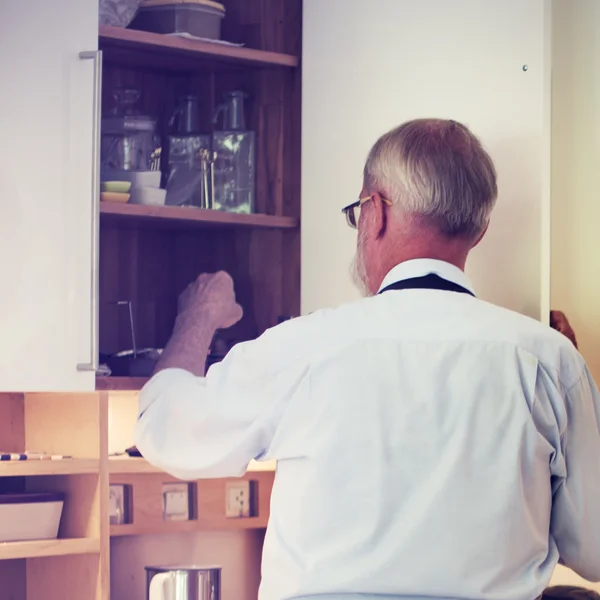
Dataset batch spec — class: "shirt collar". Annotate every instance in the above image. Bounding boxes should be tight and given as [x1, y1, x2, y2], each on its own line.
[377, 259, 476, 295]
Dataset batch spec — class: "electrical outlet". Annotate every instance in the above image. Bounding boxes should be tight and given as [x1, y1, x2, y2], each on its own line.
[162, 482, 193, 521]
[225, 480, 255, 518]
[109, 484, 129, 525]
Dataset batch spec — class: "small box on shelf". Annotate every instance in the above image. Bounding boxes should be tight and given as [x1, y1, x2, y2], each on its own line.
[13, 473, 104, 539]
[0, 491, 64, 544]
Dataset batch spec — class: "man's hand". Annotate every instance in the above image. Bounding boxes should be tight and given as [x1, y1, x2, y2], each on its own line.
[550, 310, 578, 349]
[153, 271, 243, 377]
[178, 271, 243, 330]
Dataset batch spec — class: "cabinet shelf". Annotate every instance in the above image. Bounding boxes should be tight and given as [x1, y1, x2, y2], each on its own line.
[99, 202, 299, 230]
[0, 459, 99, 477]
[99, 25, 299, 70]
[96, 376, 147, 391]
[0, 537, 100, 560]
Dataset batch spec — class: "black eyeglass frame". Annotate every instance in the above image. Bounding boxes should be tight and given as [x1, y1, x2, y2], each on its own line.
[341, 195, 393, 229]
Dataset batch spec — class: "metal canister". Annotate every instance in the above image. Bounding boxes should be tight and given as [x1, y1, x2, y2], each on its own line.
[146, 565, 221, 600]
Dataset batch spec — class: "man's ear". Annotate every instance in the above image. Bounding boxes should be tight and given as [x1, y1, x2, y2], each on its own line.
[370, 192, 387, 240]
[472, 221, 489, 248]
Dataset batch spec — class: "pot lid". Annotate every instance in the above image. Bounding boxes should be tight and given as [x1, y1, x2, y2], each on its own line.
[140, 0, 225, 13]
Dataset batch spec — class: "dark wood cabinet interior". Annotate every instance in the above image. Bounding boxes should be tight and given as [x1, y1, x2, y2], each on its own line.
[96, 0, 302, 386]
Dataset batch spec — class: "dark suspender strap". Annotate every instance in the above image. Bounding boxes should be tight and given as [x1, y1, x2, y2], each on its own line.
[378, 273, 475, 297]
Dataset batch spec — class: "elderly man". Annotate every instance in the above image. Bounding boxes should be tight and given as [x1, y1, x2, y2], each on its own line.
[135, 119, 600, 600]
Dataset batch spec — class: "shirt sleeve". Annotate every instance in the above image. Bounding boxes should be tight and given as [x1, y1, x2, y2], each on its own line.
[133, 322, 310, 480]
[551, 365, 600, 582]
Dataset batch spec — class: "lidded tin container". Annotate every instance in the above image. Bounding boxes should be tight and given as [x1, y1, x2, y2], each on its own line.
[130, 0, 226, 40]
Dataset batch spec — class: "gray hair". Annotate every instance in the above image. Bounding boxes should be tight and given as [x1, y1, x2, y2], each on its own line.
[363, 119, 498, 239]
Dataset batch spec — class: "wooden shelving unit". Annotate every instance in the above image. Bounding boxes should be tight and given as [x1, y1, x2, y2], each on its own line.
[0, 392, 108, 599]
[0, 537, 100, 560]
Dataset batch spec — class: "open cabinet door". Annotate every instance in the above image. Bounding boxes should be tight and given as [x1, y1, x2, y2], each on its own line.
[0, 1, 99, 391]
[301, 0, 551, 321]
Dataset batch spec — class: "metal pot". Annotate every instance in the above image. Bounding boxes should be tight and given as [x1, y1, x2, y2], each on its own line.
[101, 300, 163, 377]
[106, 347, 163, 377]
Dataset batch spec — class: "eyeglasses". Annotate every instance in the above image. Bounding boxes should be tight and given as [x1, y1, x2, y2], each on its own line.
[341, 195, 393, 229]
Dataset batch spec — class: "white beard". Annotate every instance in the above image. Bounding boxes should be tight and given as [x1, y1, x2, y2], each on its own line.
[350, 228, 371, 297]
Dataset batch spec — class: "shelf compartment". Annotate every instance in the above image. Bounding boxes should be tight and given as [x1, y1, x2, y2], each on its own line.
[0, 537, 100, 560]
[108, 394, 276, 474]
[100, 202, 299, 230]
[0, 459, 99, 477]
[99, 25, 299, 70]
[0, 393, 105, 463]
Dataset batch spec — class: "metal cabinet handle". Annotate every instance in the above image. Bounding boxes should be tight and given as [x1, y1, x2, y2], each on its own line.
[77, 50, 103, 372]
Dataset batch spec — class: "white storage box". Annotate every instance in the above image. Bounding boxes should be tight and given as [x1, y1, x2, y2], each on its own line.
[0, 492, 65, 542]
[129, 186, 167, 206]
[101, 169, 162, 189]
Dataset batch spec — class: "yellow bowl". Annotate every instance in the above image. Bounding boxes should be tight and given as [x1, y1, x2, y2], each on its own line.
[100, 192, 130, 203]
[101, 181, 132, 193]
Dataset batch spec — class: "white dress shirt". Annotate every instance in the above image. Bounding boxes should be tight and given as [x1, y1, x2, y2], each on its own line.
[135, 259, 600, 600]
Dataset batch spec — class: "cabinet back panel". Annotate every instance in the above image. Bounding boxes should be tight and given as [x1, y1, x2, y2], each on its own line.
[222, 0, 302, 55]
[99, 225, 299, 354]
[98, 1, 302, 357]
[28, 554, 105, 600]
[101, 64, 299, 217]
[0, 560, 25, 600]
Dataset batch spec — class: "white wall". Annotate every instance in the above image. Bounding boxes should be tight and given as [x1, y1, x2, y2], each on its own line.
[549, 2, 600, 587]
[302, 0, 600, 592]
[301, 0, 551, 321]
[551, 0, 600, 381]
[550, 565, 600, 593]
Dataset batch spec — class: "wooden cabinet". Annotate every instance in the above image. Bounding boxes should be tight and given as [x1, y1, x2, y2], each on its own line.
[96, 2, 302, 392]
[301, 0, 551, 322]
[0, 389, 275, 600]
[0, 392, 108, 599]
[0, 1, 301, 394]
[0, 0, 99, 392]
